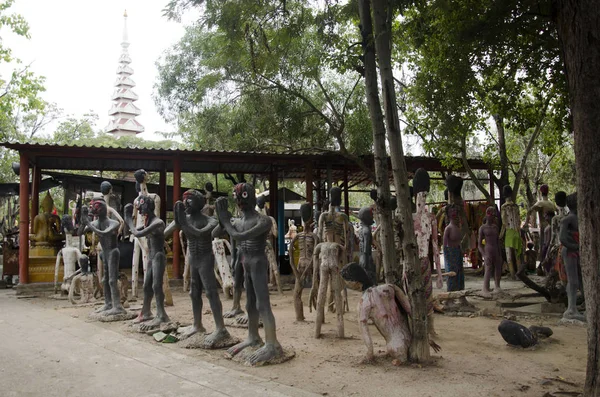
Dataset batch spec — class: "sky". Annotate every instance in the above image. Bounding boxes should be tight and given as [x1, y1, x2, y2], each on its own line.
[5, 0, 193, 140]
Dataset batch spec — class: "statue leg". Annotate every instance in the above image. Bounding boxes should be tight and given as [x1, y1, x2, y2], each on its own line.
[163, 267, 173, 306]
[105, 249, 126, 316]
[331, 266, 344, 338]
[315, 265, 330, 338]
[136, 262, 154, 323]
[132, 239, 141, 298]
[245, 257, 283, 365]
[494, 255, 503, 292]
[96, 248, 104, 296]
[562, 249, 586, 322]
[94, 251, 112, 312]
[267, 245, 283, 295]
[224, 252, 244, 318]
[482, 254, 492, 298]
[153, 252, 170, 323]
[183, 247, 191, 292]
[505, 247, 517, 280]
[181, 262, 206, 339]
[226, 260, 263, 358]
[201, 254, 232, 346]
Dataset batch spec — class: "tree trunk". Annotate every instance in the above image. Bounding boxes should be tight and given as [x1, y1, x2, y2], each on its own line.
[493, 115, 511, 204]
[371, 0, 430, 362]
[554, 1, 600, 395]
[357, 0, 397, 286]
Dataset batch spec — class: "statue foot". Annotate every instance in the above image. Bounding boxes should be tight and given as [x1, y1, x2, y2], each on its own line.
[223, 308, 244, 318]
[104, 306, 127, 316]
[134, 312, 154, 324]
[562, 310, 586, 323]
[360, 354, 376, 365]
[179, 325, 206, 340]
[235, 314, 248, 325]
[481, 290, 492, 299]
[203, 328, 232, 348]
[226, 337, 262, 357]
[138, 317, 166, 332]
[95, 304, 112, 313]
[246, 342, 284, 366]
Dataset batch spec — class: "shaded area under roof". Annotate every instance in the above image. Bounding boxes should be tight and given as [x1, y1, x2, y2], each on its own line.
[0, 142, 492, 186]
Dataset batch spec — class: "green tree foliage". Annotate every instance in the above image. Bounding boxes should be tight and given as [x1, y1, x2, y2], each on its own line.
[399, 0, 572, 202]
[156, 0, 373, 162]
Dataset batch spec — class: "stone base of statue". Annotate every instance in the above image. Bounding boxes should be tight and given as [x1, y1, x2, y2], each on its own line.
[224, 315, 263, 329]
[30, 245, 60, 257]
[180, 331, 240, 350]
[89, 310, 137, 322]
[558, 317, 586, 327]
[226, 345, 295, 367]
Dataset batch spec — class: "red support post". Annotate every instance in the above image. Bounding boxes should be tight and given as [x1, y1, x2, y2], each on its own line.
[172, 157, 182, 278]
[30, 164, 40, 233]
[18, 151, 30, 284]
[344, 167, 350, 216]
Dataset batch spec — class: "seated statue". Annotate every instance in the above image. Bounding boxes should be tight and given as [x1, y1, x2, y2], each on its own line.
[30, 192, 64, 247]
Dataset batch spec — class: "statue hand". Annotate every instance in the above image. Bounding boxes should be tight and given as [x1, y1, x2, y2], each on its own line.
[124, 204, 134, 221]
[309, 287, 318, 311]
[174, 201, 185, 225]
[80, 207, 90, 224]
[436, 277, 443, 289]
[215, 197, 230, 218]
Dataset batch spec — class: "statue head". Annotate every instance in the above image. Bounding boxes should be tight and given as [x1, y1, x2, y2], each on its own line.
[413, 168, 430, 195]
[341, 262, 374, 292]
[256, 195, 267, 210]
[137, 195, 155, 217]
[555, 191, 567, 208]
[79, 255, 90, 274]
[446, 204, 459, 223]
[61, 215, 75, 234]
[134, 169, 148, 193]
[205, 181, 214, 193]
[357, 206, 374, 226]
[182, 189, 205, 214]
[300, 203, 312, 225]
[41, 192, 54, 213]
[485, 206, 497, 224]
[330, 186, 342, 207]
[233, 183, 256, 212]
[369, 189, 378, 202]
[100, 181, 113, 196]
[540, 184, 549, 197]
[446, 175, 463, 197]
[566, 192, 577, 213]
[503, 185, 513, 201]
[89, 198, 108, 218]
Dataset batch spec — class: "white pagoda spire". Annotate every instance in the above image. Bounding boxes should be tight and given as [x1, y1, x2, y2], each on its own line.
[106, 10, 144, 137]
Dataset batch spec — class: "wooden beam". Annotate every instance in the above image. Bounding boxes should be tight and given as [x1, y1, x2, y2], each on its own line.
[305, 161, 313, 208]
[19, 151, 30, 284]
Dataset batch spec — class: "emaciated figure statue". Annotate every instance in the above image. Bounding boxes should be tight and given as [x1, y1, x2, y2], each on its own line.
[257, 195, 282, 295]
[357, 206, 376, 286]
[526, 184, 556, 261]
[125, 195, 171, 331]
[30, 192, 63, 247]
[478, 206, 503, 298]
[559, 193, 585, 322]
[313, 241, 346, 338]
[68, 255, 96, 305]
[172, 190, 233, 347]
[80, 199, 125, 316]
[500, 185, 522, 279]
[54, 215, 84, 294]
[215, 183, 284, 365]
[341, 262, 440, 364]
[289, 203, 319, 321]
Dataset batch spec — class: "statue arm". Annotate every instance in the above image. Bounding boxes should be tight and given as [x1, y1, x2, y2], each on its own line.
[271, 217, 278, 237]
[86, 220, 119, 237]
[225, 217, 271, 241]
[164, 220, 178, 237]
[309, 243, 322, 311]
[392, 285, 412, 316]
[180, 217, 218, 239]
[443, 226, 450, 247]
[289, 235, 298, 277]
[108, 207, 124, 235]
[129, 218, 165, 239]
[477, 226, 485, 257]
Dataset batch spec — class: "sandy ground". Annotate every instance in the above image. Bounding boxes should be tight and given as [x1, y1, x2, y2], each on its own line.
[24, 272, 587, 397]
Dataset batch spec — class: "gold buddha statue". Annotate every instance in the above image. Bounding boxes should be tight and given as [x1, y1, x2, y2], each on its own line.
[29, 192, 64, 248]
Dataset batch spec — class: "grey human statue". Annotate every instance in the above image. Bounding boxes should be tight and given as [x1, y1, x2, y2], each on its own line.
[171, 189, 233, 345]
[79, 198, 125, 316]
[289, 203, 319, 321]
[214, 183, 284, 365]
[357, 206, 376, 286]
[559, 193, 586, 322]
[257, 195, 282, 295]
[125, 195, 171, 331]
[478, 206, 504, 298]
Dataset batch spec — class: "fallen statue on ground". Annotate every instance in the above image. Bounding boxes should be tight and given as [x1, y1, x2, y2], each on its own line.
[341, 262, 440, 364]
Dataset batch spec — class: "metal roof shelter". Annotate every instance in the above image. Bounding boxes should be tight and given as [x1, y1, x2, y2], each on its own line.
[1, 142, 493, 284]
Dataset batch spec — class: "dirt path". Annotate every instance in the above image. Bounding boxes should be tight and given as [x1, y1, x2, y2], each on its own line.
[23, 274, 587, 397]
